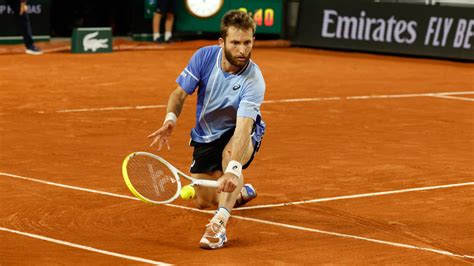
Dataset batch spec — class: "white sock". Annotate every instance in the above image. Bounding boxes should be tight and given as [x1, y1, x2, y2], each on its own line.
[211, 207, 230, 227]
[153, 33, 161, 41]
[164, 32, 172, 41]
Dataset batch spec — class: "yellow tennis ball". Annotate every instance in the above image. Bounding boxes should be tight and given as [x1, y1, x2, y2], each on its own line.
[180, 185, 195, 200]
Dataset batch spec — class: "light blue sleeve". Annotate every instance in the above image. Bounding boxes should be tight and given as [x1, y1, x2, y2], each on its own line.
[237, 70, 265, 121]
[176, 49, 203, 95]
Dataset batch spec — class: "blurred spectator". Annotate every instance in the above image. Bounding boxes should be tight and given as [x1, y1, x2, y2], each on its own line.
[153, 0, 176, 43]
[6, 0, 43, 55]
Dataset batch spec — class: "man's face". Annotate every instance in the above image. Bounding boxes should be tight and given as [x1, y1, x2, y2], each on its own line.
[221, 27, 254, 68]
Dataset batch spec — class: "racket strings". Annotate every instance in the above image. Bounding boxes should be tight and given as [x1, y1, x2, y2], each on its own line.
[127, 155, 179, 202]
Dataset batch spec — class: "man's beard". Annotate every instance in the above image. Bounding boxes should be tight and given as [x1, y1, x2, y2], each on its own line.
[224, 45, 251, 68]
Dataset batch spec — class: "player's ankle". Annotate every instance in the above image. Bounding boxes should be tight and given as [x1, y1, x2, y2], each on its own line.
[211, 207, 230, 227]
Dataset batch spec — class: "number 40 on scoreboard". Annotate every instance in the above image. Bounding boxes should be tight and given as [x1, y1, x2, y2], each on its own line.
[239, 7, 275, 27]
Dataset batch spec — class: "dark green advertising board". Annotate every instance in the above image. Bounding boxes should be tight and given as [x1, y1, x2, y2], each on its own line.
[141, 0, 282, 35]
[71, 27, 113, 53]
[177, 0, 283, 34]
[144, 0, 156, 20]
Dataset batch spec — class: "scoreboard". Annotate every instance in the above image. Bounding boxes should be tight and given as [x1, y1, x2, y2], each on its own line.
[145, 0, 283, 35]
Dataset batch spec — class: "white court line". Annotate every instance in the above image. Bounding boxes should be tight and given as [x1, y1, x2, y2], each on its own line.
[53, 104, 167, 114]
[431, 95, 474, 102]
[345, 93, 437, 100]
[34, 91, 474, 114]
[0, 227, 169, 265]
[344, 91, 474, 101]
[0, 172, 213, 214]
[1, 172, 473, 260]
[235, 181, 474, 211]
[436, 91, 474, 96]
[233, 216, 474, 260]
[264, 96, 342, 103]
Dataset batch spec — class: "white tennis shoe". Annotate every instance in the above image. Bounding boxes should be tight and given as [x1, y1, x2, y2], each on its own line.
[199, 221, 227, 249]
[25, 46, 43, 55]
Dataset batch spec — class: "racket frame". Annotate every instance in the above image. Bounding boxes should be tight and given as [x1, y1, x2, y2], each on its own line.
[122, 151, 219, 204]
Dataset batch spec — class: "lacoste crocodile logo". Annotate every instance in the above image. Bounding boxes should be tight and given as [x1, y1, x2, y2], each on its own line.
[83, 32, 109, 52]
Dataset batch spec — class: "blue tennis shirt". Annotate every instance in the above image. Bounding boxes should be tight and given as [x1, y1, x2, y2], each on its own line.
[176, 45, 266, 144]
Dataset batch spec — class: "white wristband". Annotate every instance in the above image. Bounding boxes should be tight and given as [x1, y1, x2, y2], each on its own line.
[225, 160, 242, 179]
[164, 112, 177, 124]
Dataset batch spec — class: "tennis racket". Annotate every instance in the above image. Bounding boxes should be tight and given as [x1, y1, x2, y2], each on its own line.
[122, 151, 219, 204]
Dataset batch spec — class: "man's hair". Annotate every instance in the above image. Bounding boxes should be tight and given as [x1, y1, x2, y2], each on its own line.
[220, 10, 256, 39]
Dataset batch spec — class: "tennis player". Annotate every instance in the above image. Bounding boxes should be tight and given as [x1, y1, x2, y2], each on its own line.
[148, 10, 266, 249]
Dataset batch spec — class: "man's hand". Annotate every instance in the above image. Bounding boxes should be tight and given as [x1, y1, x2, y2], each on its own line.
[20, 2, 28, 15]
[147, 121, 175, 150]
[217, 173, 239, 193]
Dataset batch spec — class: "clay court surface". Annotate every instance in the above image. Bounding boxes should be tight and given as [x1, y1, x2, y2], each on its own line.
[1, 40, 473, 265]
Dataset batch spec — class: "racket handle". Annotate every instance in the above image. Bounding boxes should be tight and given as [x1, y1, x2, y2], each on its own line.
[194, 179, 219, 188]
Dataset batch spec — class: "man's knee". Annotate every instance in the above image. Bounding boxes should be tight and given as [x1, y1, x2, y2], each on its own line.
[195, 194, 216, 209]
[193, 184, 218, 209]
[195, 198, 212, 209]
